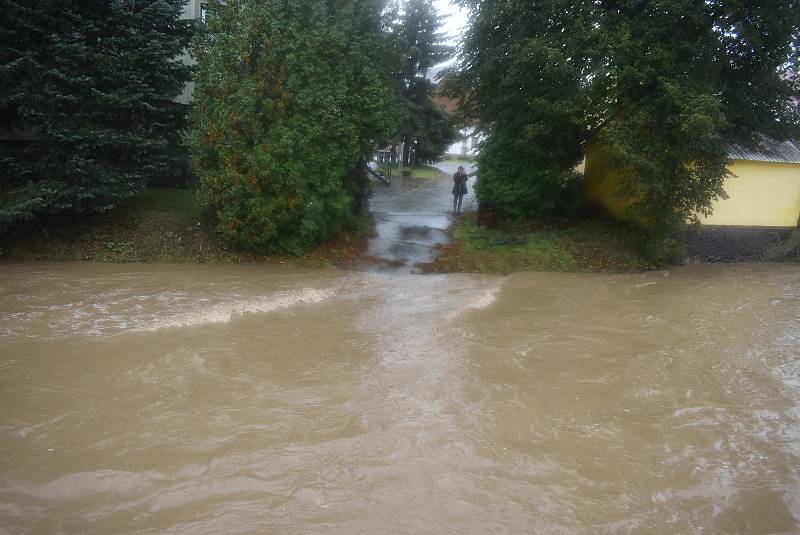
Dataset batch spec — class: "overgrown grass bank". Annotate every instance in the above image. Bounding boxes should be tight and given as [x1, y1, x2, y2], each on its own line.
[404, 165, 446, 180]
[0, 188, 369, 267]
[427, 215, 654, 273]
[441, 155, 475, 163]
[3, 187, 656, 273]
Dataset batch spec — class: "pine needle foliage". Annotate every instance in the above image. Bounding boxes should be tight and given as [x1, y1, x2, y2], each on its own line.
[0, 0, 193, 230]
[191, 0, 396, 254]
[393, 0, 458, 164]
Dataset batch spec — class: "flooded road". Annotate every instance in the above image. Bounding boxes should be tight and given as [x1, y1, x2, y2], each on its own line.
[1, 263, 799, 533]
[367, 162, 476, 269]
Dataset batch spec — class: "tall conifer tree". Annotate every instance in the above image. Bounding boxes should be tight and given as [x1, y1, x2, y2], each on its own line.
[0, 0, 191, 229]
[395, 0, 457, 164]
[0, 0, 193, 230]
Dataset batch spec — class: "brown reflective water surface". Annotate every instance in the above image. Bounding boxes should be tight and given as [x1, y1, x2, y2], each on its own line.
[0, 263, 798, 534]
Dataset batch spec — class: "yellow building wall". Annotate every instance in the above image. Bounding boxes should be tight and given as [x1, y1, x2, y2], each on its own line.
[583, 143, 642, 224]
[701, 160, 800, 227]
[584, 144, 800, 228]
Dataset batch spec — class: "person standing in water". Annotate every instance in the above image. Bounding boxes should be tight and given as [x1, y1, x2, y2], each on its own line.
[452, 166, 469, 214]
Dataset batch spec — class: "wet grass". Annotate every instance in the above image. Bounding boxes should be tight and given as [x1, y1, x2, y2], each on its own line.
[3, 186, 653, 273]
[129, 188, 200, 221]
[1, 188, 370, 267]
[405, 165, 446, 180]
[441, 155, 476, 163]
[386, 163, 448, 181]
[427, 214, 654, 274]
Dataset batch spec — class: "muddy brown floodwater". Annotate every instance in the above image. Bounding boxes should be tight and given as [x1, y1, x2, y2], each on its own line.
[0, 263, 799, 534]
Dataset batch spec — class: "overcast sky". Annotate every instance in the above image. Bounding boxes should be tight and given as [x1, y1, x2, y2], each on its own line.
[431, 0, 469, 78]
[435, 0, 469, 43]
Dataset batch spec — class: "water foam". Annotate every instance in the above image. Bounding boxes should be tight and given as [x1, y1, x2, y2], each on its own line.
[463, 282, 503, 312]
[134, 287, 337, 331]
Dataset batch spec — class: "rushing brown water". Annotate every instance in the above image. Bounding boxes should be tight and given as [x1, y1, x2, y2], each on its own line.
[0, 263, 798, 534]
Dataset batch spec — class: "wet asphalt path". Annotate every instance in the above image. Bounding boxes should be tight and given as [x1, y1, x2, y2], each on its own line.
[366, 161, 477, 271]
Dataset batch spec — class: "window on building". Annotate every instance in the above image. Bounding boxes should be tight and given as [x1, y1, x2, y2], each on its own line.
[200, 2, 209, 22]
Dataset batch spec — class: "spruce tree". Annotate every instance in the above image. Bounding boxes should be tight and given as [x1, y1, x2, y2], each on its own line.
[0, 0, 193, 230]
[395, 0, 457, 164]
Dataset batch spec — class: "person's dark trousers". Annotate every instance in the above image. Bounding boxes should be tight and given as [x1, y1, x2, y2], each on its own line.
[453, 194, 464, 213]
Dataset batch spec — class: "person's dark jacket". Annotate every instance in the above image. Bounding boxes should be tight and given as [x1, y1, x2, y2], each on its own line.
[452, 171, 469, 196]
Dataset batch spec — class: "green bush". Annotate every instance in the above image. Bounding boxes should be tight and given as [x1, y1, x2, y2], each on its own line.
[191, 0, 395, 254]
[450, 0, 800, 257]
[475, 132, 583, 220]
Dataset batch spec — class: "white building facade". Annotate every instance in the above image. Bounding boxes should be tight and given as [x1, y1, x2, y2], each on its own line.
[446, 126, 483, 159]
[175, 0, 206, 103]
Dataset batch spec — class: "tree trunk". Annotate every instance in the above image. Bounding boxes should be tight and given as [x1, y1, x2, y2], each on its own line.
[402, 135, 412, 167]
